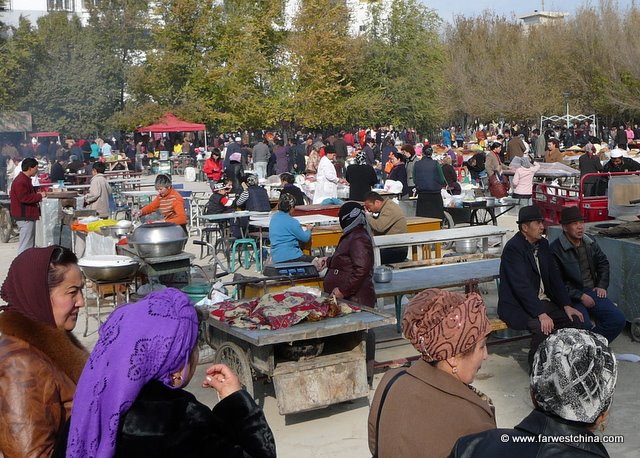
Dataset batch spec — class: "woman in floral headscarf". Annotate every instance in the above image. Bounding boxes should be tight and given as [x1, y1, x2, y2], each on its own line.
[62, 288, 275, 458]
[368, 288, 496, 458]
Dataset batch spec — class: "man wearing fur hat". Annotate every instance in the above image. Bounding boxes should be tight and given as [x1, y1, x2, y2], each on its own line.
[498, 205, 584, 367]
[550, 206, 625, 344]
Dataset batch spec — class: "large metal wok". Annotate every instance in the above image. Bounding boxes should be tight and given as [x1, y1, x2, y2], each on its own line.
[128, 222, 187, 258]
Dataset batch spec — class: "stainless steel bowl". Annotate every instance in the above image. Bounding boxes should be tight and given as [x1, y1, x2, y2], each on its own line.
[129, 222, 187, 258]
[99, 225, 131, 238]
[455, 239, 478, 254]
[78, 255, 139, 281]
[373, 266, 393, 283]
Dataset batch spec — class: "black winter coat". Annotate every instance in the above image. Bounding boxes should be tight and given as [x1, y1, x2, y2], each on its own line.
[550, 232, 610, 301]
[498, 232, 571, 330]
[450, 409, 609, 458]
[55, 382, 276, 457]
[323, 225, 376, 307]
[388, 164, 408, 196]
[280, 183, 306, 206]
[345, 164, 377, 201]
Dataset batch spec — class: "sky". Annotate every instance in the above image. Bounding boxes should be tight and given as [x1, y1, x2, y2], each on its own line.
[423, 0, 635, 22]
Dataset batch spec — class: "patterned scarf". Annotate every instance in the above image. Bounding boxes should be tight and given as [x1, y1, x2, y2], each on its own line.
[66, 288, 198, 457]
[355, 151, 367, 165]
[339, 202, 367, 235]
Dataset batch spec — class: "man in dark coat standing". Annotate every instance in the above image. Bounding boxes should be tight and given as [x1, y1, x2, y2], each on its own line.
[498, 205, 583, 367]
[10, 157, 46, 254]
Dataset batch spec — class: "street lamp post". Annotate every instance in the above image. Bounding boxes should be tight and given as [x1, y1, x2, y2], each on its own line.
[562, 91, 571, 129]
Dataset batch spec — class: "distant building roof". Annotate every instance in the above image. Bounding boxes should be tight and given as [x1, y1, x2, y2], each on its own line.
[519, 10, 568, 24]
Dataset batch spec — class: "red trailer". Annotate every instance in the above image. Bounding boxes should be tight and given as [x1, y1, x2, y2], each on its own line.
[533, 171, 640, 227]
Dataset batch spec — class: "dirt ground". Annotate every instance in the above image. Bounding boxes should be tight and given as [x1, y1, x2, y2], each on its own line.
[0, 177, 638, 457]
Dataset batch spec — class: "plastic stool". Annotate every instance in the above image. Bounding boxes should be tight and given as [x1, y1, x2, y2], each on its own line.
[231, 238, 260, 272]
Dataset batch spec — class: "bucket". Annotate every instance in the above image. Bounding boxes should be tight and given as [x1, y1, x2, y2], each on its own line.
[181, 283, 211, 304]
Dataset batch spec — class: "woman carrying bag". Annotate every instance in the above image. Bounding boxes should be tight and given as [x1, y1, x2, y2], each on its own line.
[485, 142, 509, 198]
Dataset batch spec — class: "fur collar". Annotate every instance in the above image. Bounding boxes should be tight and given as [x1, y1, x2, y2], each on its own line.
[0, 310, 88, 383]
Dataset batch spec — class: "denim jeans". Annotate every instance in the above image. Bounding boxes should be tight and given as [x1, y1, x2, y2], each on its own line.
[571, 289, 626, 344]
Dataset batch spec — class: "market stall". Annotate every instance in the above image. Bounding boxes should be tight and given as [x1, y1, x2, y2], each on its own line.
[202, 289, 395, 414]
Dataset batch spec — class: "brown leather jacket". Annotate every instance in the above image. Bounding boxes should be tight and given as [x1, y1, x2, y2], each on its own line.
[323, 225, 376, 307]
[0, 311, 88, 457]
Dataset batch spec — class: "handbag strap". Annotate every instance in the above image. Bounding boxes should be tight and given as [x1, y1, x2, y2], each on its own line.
[372, 369, 406, 458]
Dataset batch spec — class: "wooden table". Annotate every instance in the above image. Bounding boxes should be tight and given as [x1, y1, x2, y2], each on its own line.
[374, 258, 501, 331]
[373, 225, 509, 267]
[292, 204, 342, 217]
[302, 217, 441, 255]
[104, 159, 131, 171]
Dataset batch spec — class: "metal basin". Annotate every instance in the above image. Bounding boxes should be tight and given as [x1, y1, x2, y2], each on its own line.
[373, 266, 393, 283]
[79, 255, 139, 282]
[129, 222, 187, 258]
[455, 239, 478, 254]
[99, 225, 131, 238]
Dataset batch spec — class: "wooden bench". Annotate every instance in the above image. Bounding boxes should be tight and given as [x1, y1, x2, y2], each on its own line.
[374, 258, 502, 332]
[372, 225, 510, 267]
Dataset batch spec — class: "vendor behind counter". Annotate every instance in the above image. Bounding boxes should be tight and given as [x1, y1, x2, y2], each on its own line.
[134, 174, 187, 231]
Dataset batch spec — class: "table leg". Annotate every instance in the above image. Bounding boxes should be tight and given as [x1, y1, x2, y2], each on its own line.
[395, 295, 403, 333]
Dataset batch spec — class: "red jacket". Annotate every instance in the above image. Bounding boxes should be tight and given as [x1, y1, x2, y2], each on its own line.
[10, 172, 42, 221]
[203, 158, 224, 181]
[323, 225, 376, 307]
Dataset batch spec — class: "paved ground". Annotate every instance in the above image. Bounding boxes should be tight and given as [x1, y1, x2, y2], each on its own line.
[1, 177, 638, 457]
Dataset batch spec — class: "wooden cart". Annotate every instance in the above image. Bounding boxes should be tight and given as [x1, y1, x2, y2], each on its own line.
[204, 303, 395, 415]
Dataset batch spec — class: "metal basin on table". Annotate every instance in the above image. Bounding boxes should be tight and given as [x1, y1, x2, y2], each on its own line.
[128, 222, 187, 258]
[79, 255, 140, 282]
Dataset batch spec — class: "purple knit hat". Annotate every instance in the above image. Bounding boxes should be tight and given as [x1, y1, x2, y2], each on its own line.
[66, 288, 198, 457]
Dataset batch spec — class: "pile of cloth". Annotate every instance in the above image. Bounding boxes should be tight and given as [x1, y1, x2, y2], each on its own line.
[209, 291, 360, 330]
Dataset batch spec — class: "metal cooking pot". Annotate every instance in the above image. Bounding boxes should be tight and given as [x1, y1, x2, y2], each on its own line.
[128, 222, 187, 258]
[455, 239, 478, 254]
[78, 255, 139, 282]
[373, 266, 393, 283]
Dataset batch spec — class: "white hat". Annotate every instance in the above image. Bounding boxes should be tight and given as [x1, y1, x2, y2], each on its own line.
[235, 136, 241, 142]
[610, 149, 624, 158]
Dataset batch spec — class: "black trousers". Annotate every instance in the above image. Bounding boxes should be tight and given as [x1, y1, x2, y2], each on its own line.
[527, 300, 582, 369]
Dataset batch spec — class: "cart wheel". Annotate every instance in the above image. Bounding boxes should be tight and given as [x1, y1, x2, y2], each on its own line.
[631, 318, 640, 342]
[0, 208, 13, 243]
[472, 208, 496, 226]
[214, 342, 254, 397]
[441, 212, 455, 250]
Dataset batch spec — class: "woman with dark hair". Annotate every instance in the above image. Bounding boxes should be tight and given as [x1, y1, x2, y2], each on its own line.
[269, 193, 314, 263]
[402, 144, 417, 192]
[135, 174, 187, 228]
[387, 152, 409, 196]
[441, 156, 461, 195]
[279, 172, 306, 205]
[318, 202, 375, 306]
[203, 149, 224, 187]
[63, 288, 276, 457]
[0, 246, 87, 457]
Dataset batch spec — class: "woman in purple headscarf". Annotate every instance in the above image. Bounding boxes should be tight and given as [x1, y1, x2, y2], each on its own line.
[61, 288, 276, 458]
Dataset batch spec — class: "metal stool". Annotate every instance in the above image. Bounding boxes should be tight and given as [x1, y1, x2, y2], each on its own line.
[83, 278, 132, 336]
[230, 238, 260, 272]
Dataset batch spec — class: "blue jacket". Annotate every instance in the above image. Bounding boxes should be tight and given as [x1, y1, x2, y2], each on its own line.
[498, 232, 571, 330]
[269, 211, 311, 263]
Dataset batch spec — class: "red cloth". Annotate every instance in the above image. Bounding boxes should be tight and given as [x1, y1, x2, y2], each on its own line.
[209, 292, 360, 330]
[9, 172, 42, 221]
[0, 246, 57, 327]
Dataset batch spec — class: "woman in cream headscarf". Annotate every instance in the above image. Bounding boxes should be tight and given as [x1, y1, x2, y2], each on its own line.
[368, 288, 496, 458]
